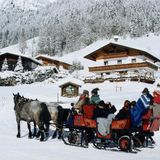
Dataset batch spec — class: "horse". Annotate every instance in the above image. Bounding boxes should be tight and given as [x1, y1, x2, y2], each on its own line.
[52, 106, 71, 139]
[13, 94, 89, 140]
[16, 96, 38, 138]
[13, 93, 51, 141]
[52, 97, 90, 139]
[13, 95, 61, 139]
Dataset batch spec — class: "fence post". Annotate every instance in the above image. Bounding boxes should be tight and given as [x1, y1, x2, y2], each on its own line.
[57, 93, 59, 103]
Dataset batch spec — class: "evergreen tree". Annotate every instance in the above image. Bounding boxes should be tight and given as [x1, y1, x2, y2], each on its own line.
[14, 56, 24, 73]
[69, 60, 84, 73]
[1, 58, 9, 71]
[1, 0, 160, 54]
[18, 28, 27, 54]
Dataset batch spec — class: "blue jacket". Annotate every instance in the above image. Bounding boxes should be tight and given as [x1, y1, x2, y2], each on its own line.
[130, 94, 151, 127]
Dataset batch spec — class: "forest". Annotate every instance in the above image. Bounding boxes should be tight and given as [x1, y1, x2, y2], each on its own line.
[0, 0, 160, 56]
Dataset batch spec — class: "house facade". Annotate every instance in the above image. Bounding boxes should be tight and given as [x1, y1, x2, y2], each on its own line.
[84, 43, 160, 83]
[35, 54, 72, 70]
[0, 52, 41, 72]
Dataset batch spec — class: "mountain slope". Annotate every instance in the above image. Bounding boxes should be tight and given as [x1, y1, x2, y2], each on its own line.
[1, 0, 160, 55]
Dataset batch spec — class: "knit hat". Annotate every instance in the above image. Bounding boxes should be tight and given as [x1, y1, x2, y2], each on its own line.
[142, 88, 149, 94]
[83, 90, 89, 95]
[91, 88, 99, 94]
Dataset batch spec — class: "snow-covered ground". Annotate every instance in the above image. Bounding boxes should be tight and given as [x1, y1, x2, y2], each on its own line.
[0, 81, 160, 160]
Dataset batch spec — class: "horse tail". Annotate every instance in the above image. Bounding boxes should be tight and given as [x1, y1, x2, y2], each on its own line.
[57, 105, 64, 129]
[40, 103, 51, 126]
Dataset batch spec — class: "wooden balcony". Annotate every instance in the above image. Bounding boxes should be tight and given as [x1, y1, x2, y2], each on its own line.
[89, 62, 158, 72]
[83, 77, 155, 84]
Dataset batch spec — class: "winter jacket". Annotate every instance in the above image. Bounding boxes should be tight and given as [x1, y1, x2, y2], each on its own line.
[93, 105, 117, 119]
[115, 108, 130, 120]
[93, 107, 109, 119]
[90, 95, 101, 105]
[74, 94, 90, 110]
[130, 93, 152, 127]
[108, 105, 117, 114]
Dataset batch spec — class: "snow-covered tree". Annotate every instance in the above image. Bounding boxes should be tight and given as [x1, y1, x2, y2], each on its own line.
[1, 58, 9, 71]
[69, 60, 84, 73]
[14, 56, 24, 73]
[1, 0, 160, 55]
[18, 28, 28, 54]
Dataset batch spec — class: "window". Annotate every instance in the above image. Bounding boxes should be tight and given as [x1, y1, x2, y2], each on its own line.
[117, 59, 122, 64]
[132, 58, 136, 63]
[104, 60, 108, 65]
[66, 85, 75, 96]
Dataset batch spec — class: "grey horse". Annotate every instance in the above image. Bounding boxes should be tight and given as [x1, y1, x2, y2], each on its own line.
[14, 94, 73, 139]
[32, 102, 66, 139]
[13, 93, 51, 141]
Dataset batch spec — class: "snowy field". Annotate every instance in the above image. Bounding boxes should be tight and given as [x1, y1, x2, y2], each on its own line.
[0, 81, 160, 160]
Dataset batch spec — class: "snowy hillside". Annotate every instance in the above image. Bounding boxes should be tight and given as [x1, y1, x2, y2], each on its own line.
[0, 37, 39, 57]
[1, 0, 160, 55]
[0, 0, 56, 10]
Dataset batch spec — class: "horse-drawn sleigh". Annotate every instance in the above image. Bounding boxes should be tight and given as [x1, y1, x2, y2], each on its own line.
[61, 90, 160, 152]
[13, 90, 160, 153]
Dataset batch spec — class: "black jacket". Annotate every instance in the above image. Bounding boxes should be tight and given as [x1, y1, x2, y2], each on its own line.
[115, 108, 130, 120]
[93, 105, 116, 119]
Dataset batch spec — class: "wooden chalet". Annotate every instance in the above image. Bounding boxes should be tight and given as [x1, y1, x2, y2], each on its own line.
[59, 82, 81, 97]
[0, 52, 41, 72]
[35, 54, 72, 70]
[84, 43, 160, 83]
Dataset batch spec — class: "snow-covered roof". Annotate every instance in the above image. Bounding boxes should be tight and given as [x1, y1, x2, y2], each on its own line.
[84, 42, 160, 62]
[59, 34, 160, 68]
[55, 77, 84, 87]
[0, 52, 41, 65]
[0, 37, 41, 64]
[35, 65, 58, 72]
[35, 54, 72, 66]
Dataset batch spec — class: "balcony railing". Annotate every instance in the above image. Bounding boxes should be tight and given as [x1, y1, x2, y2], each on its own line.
[89, 62, 158, 72]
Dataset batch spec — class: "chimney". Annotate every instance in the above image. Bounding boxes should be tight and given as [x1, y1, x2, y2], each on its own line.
[114, 36, 119, 42]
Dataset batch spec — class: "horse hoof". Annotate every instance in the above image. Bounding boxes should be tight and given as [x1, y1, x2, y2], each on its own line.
[28, 133, 32, 139]
[17, 134, 20, 138]
[40, 138, 44, 141]
[33, 134, 36, 137]
[36, 132, 40, 138]
[45, 133, 49, 137]
[52, 133, 57, 139]
[52, 136, 56, 139]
